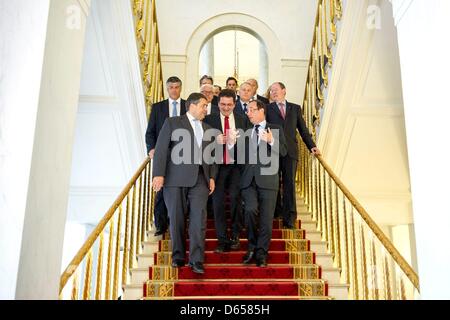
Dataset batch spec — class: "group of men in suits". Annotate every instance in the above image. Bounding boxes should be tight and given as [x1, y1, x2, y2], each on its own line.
[145, 76, 320, 274]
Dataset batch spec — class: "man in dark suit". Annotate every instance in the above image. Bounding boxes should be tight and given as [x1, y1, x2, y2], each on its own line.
[234, 82, 253, 117]
[266, 82, 321, 229]
[152, 93, 217, 274]
[204, 89, 250, 253]
[145, 76, 186, 236]
[247, 78, 270, 105]
[238, 100, 287, 267]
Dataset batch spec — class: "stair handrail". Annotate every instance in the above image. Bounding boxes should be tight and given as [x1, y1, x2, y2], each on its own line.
[59, 158, 153, 299]
[298, 0, 419, 299]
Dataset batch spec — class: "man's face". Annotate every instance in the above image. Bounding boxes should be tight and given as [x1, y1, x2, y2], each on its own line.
[200, 78, 213, 86]
[226, 80, 237, 92]
[189, 98, 208, 121]
[270, 83, 286, 103]
[247, 101, 265, 125]
[239, 84, 253, 102]
[247, 79, 258, 96]
[200, 86, 214, 103]
[218, 96, 235, 117]
[167, 82, 182, 100]
[213, 86, 221, 97]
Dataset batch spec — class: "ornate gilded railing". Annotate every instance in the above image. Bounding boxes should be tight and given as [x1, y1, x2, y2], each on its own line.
[297, 0, 420, 299]
[60, 158, 154, 300]
[59, 158, 154, 299]
[132, 0, 165, 117]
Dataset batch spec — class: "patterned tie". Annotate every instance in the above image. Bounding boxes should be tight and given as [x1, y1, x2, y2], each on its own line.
[172, 101, 178, 117]
[224, 116, 230, 165]
[193, 119, 203, 148]
[279, 102, 286, 120]
[243, 103, 248, 114]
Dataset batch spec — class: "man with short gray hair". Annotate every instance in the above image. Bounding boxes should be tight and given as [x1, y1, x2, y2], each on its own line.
[145, 76, 186, 236]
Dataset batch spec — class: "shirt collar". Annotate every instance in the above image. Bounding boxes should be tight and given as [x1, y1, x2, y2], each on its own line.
[255, 120, 267, 129]
[169, 97, 181, 105]
[220, 112, 234, 120]
[186, 112, 197, 122]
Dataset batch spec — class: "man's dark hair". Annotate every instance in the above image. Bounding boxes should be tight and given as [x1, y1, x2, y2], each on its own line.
[166, 76, 182, 86]
[214, 85, 222, 91]
[186, 93, 207, 110]
[199, 75, 214, 86]
[250, 99, 267, 115]
[226, 77, 238, 85]
[218, 89, 236, 103]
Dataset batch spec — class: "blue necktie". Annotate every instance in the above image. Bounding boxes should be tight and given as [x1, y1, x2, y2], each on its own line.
[243, 103, 248, 113]
[193, 119, 203, 148]
[172, 101, 178, 117]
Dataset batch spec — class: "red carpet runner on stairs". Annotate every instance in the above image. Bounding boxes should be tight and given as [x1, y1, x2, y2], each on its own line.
[143, 216, 329, 299]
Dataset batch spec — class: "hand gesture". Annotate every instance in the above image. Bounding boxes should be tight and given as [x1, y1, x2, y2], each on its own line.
[259, 127, 273, 144]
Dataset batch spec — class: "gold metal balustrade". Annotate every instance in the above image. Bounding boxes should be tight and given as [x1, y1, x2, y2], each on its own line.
[132, 0, 165, 117]
[59, 158, 154, 300]
[297, 0, 420, 299]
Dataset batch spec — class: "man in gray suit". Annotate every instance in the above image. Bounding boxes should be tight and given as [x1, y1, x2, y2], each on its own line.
[152, 93, 217, 274]
[238, 100, 287, 267]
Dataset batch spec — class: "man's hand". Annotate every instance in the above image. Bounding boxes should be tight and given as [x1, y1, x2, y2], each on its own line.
[153, 176, 164, 192]
[259, 127, 273, 144]
[311, 147, 322, 157]
[217, 134, 226, 145]
[209, 179, 215, 195]
[226, 129, 240, 145]
[148, 149, 155, 159]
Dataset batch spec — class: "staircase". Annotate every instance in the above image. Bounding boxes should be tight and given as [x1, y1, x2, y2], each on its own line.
[123, 196, 349, 300]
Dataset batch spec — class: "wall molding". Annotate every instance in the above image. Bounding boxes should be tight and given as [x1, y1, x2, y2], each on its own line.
[79, 95, 118, 104]
[281, 59, 308, 68]
[161, 54, 188, 63]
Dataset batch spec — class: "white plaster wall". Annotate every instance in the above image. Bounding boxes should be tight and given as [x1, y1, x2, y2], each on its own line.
[392, 0, 450, 299]
[156, 0, 317, 103]
[0, 0, 51, 299]
[14, 0, 90, 300]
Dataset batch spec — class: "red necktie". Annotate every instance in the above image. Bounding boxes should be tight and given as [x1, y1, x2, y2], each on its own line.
[224, 116, 230, 165]
[279, 103, 286, 120]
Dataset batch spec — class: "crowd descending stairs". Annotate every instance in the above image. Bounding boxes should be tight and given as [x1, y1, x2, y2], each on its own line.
[124, 197, 349, 300]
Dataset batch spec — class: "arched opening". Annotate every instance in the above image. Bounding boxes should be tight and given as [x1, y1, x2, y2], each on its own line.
[185, 13, 282, 95]
[198, 29, 268, 94]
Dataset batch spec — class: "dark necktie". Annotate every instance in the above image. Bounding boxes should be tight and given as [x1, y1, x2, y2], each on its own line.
[224, 116, 230, 165]
[243, 103, 248, 113]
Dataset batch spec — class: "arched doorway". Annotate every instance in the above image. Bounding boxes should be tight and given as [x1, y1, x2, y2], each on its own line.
[198, 29, 268, 94]
[185, 13, 282, 94]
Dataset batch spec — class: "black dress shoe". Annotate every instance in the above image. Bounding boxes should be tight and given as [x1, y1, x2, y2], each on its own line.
[214, 243, 230, 253]
[242, 251, 255, 264]
[188, 262, 205, 274]
[171, 260, 185, 268]
[256, 257, 268, 268]
[230, 237, 241, 250]
[283, 224, 295, 230]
